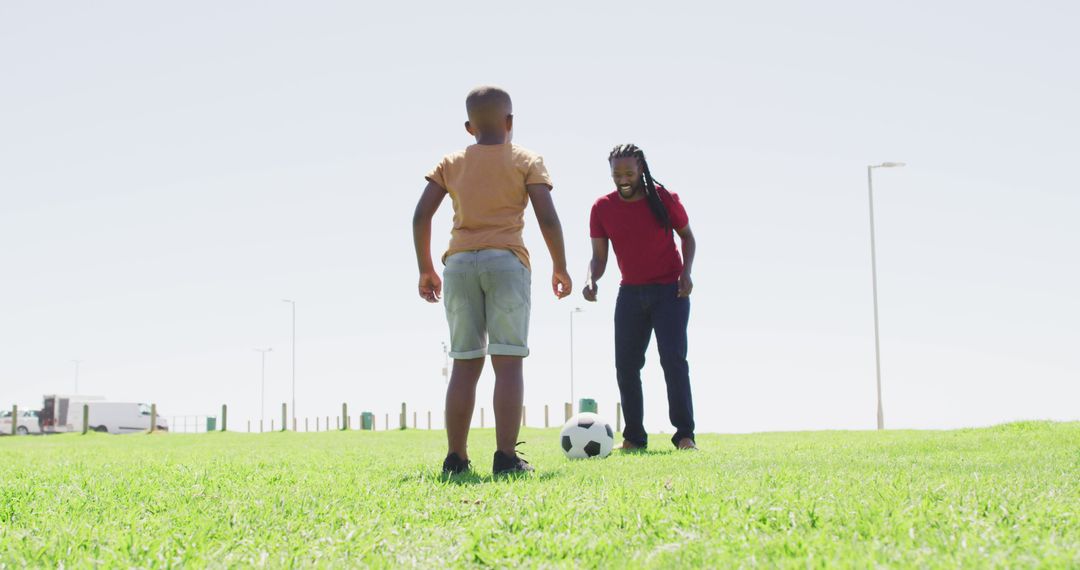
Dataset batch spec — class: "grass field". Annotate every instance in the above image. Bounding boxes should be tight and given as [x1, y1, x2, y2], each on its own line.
[1, 422, 1077, 568]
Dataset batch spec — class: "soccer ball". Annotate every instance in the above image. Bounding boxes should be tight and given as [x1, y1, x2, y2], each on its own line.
[560, 412, 615, 459]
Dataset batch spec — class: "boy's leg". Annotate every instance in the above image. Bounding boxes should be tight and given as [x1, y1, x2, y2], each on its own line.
[479, 250, 531, 463]
[615, 286, 653, 448]
[652, 284, 695, 446]
[480, 250, 531, 359]
[442, 252, 488, 462]
[490, 355, 523, 456]
[445, 357, 485, 459]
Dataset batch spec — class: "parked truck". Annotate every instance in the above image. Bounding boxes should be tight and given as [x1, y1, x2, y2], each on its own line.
[39, 394, 104, 433]
[39, 395, 168, 434]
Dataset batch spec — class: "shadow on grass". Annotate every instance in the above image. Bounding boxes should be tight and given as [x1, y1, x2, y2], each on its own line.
[616, 447, 676, 457]
[398, 469, 563, 486]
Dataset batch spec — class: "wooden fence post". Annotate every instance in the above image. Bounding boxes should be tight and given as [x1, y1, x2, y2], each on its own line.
[564, 402, 572, 422]
[522, 406, 527, 427]
[150, 404, 157, 433]
[247, 420, 251, 433]
[82, 404, 89, 435]
[292, 417, 297, 432]
[221, 405, 228, 432]
[260, 420, 264, 433]
[10, 405, 16, 436]
[544, 405, 549, 428]
[384, 413, 389, 431]
[305, 417, 309, 432]
[616, 403, 622, 433]
[271, 419, 275, 432]
[480, 407, 485, 428]
[427, 411, 431, 430]
[281, 403, 287, 432]
[342, 403, 348, 431]
[400, 403, 407, 430]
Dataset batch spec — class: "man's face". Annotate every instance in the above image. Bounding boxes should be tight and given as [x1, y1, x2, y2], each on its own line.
[610, 157, 642, 198]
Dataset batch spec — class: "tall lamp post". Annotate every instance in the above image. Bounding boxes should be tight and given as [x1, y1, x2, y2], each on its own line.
[254, 348, 273, 423]
[569, 307, 584, 407]
[71, 359, 81, 394]
[441, 342, 449, 384]
[282, 299, 296, 424]
[867, 162, 905, 430]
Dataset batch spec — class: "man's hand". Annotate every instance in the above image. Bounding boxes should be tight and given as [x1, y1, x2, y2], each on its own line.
[418, 270, 442, 303]
[677, 271, 693, 298]
[553, 269, 573, 299]
[583, 240, 608, 304]
[675, 225, 695, 298]
[583, 280, 598, 302]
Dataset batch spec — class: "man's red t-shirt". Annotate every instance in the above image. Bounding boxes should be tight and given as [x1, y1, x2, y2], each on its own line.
[589, 186, 689, 286]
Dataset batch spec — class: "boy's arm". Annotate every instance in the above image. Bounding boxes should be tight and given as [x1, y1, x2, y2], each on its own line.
[675, 224, 696, 297]
[412, 181, 448, 303]
[583, 238, 608, 302]
[526, 183, 572, 299]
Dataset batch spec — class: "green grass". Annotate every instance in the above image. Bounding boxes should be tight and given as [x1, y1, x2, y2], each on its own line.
[1, 422, 1078, 568]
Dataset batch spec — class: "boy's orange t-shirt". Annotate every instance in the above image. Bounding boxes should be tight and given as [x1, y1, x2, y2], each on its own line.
[425, 143, 552, 270]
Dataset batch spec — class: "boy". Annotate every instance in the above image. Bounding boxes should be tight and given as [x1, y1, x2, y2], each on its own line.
[412, 86, 572, 475]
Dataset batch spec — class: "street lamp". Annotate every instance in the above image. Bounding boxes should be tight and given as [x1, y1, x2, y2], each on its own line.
[254, 348, 273, 423]
[282, 299, 296, 423]
[441, 342, 449, 384]
[71, 360, 81, 394]
[867, 161, 906, 430]
[569, 307, 584, 407]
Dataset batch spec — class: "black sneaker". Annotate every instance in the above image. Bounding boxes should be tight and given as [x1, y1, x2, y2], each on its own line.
[442, 452, 471, 475]
[492, 443, 534, 476]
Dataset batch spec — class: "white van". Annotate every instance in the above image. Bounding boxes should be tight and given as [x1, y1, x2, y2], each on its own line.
[83, 402, 169, 434]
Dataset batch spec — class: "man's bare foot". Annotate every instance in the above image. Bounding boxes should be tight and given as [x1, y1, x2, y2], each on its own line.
[620, 440, 645, 451]
[676, 438, 697, 450]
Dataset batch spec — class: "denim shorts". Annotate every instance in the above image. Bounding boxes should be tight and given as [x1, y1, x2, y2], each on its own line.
[443, 249, 531, 359]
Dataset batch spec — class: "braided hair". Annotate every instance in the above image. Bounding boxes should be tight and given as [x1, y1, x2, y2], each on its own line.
[608, 143, 672, 232]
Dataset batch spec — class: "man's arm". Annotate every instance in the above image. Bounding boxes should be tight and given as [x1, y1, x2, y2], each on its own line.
[412, 181, 448, 302]
[526, 183, 572, 299]
[583, 237, 608, 302]
[675, 224, 696, 297]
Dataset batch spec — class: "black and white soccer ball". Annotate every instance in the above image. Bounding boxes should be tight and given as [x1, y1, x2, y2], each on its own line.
[560, 412, 614, 459]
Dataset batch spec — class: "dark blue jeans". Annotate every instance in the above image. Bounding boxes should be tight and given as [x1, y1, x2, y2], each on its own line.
[615, 283, 695, 447]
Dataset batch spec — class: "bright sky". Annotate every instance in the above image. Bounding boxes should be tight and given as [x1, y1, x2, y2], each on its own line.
[2, 2, 1077, 435]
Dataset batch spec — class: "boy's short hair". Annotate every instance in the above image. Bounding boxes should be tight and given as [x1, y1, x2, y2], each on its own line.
[465, 86, 512, 134]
